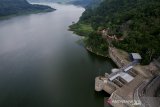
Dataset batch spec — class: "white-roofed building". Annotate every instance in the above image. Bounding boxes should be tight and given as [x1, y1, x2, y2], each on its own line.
[130, 53, 142, 62]
[109, 71, 134, 83]
[109, 73, 120, 81]
[119, 72, 134, 83]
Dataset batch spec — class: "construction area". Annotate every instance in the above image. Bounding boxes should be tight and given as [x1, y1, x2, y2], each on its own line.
[95, 47, 160, 107]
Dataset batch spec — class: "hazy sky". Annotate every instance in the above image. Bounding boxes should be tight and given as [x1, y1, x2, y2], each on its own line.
[28, 0, 75, 2]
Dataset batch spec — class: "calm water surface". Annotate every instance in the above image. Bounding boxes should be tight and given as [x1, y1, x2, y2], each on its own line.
[0, 3, 115, 107]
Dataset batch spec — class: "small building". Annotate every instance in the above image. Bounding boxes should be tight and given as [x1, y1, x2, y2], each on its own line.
[130, 53, 142, 62]
[109, 72, 134, 83]
[119, 72, 134, 83]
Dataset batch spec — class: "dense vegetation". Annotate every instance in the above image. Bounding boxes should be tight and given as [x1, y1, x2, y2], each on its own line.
[0, 0, 54, 17]
[71, 0, 160, 64]
[84, 31, 109, 55]
[69, 23, 93, 36]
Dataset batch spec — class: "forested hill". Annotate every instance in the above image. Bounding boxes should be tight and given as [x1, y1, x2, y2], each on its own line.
[0, 0, 54, 17]
[72, 0, 160, 64]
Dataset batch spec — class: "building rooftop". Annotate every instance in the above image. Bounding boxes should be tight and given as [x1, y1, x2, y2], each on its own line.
[131, 53, 142, 60]
[109, 73, 120, 81]
[109, 71, 134, 83]
[119, 72, 134, 83]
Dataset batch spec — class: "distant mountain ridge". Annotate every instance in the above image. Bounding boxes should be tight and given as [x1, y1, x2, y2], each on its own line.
[0, 0, 55, 17]
[28, 0, 94, 7]
[67, 0, 92, 7]
[28, 0, 74, 3]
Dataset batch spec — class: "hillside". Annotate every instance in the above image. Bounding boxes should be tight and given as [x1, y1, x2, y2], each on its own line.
[0, 0, 55, 17]
[70, 0, 160, 64]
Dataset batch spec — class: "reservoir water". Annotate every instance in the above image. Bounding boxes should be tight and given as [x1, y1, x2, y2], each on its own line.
[0, 3, 115, 107]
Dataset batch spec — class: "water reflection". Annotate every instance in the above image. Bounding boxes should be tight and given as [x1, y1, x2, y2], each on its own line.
[0, 3, 114, 107]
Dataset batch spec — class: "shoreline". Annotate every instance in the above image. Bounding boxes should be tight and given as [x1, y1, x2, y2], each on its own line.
[0, 9, 55, 20]
[0, 3, 55, 21]
[86, 47, 109, 58]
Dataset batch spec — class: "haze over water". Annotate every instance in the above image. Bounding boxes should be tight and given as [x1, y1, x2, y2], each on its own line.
[0, 3, 115, 107]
